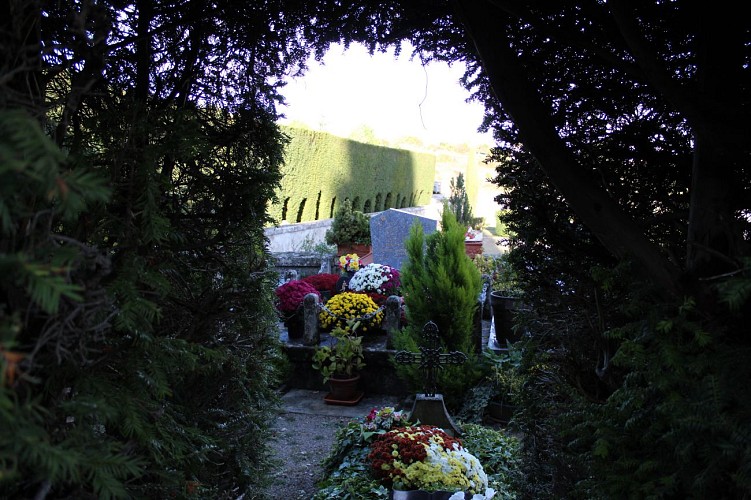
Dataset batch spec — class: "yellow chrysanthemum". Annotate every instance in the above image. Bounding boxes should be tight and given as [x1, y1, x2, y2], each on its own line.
[318, 292, 383, 333]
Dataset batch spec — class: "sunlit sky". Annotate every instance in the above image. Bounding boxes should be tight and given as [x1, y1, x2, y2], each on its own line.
[277, 42, 494, 147]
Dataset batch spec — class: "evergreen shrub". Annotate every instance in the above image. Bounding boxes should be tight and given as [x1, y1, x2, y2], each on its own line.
[393, 208, 484, 407]
[0, 110, 285, 497]
[448, 173, 474, 228]
[271, 127, 436, 223]
[325, 199, 372, 246]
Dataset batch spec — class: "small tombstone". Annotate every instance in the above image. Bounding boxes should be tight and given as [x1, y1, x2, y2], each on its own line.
[302, 293, 320, 346]
[370, 209, 438, 270]
[381, 295, 402, 347]
[394, 321, 467, 436]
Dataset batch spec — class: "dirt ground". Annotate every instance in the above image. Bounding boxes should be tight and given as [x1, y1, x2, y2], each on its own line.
[259, 389, 402, 499]
[262, 411, 351, 499]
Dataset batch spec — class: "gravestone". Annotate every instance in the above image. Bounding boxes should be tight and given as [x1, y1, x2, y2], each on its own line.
[394, 321, 466, 436]
[370, 209, 438, 270]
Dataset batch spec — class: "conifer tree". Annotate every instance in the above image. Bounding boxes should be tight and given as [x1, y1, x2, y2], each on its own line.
[394, 207, 483, 407]
[0, 2, 311, 497]
[448, 173, 474, 228]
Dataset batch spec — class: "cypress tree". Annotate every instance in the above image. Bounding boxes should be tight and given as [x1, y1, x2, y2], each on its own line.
[448, 173, 474, 228]
[394, 207, 483, 407]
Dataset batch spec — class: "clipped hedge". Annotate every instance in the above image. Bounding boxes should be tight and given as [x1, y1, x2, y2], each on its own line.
[271, 127, 436, 223]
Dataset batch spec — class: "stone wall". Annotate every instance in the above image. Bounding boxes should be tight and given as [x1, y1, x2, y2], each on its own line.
[265, 198, 443, 253]
[281, 342, 408, 397]
[271, 251, 334, 282]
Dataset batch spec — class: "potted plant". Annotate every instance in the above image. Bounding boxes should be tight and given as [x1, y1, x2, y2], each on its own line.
[318, 291, 383, 334]
[274, 280, 321, 339]
[348, 263, 401, 297]
[325, 199, 372, 256]
[484, 254, 524, 346]
[337, 253, 362, 275]
[312, 323, 366, 404]
[484, 347, 523, 424]
[301, 272, 340, 302]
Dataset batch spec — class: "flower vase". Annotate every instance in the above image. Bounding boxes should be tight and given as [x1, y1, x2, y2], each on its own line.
[490, 291, 522, 347]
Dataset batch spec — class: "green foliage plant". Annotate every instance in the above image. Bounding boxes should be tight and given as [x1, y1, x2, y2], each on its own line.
[312, 324, 366, 383]
[461, 424, 523, 499]
[473, 254, 522, 296]
[0, 110, 142, 498]
[564, 276, 751, 499]
[458, 347, 523, 424]
[325, 199, 372, 246]
[393, 208, 483, 407]
[2, 1, 297, 494]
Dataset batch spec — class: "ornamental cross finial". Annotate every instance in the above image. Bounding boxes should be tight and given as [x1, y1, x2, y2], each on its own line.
[394, 321, 467, 397]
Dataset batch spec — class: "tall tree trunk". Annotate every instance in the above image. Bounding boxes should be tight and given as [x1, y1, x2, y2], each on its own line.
[451, 0, 683, 297]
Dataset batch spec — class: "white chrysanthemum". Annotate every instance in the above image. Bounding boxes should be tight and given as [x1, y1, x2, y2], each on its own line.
[349, 263, 398, 295]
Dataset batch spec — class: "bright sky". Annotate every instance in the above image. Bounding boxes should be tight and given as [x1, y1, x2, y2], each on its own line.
[277, 42, 494, 147]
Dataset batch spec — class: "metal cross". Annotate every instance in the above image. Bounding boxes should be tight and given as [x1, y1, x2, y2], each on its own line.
[394, 321, 467, 397]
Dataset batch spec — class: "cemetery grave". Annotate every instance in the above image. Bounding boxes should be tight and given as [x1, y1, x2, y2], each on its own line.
[265, 205, 524, 498]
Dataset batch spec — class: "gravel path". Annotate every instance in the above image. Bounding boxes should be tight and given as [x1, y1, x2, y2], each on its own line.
[260, 389, 402, 499]
[263, 411, 350, 499]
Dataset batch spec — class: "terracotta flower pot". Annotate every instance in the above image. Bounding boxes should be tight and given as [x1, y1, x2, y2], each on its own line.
[337, 243, 371, 257]
[464, 240, 483, 258]
[324, 374, 363, 405]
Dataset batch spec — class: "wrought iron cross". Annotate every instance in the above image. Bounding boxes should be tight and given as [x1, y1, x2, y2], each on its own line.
[394, 321, 467, 397]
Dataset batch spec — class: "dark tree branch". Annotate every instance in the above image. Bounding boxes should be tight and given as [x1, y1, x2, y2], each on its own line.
[451, 0, 682, 296]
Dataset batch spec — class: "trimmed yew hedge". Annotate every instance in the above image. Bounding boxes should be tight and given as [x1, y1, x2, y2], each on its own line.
[271, 127, 436, 223]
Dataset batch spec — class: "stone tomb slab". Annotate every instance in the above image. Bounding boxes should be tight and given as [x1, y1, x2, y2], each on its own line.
[370, 208, 438, 270]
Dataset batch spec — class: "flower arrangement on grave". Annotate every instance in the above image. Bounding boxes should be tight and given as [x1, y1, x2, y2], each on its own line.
[464, 228, 483, 242]
[319, 291, 383, 333]
[316, 408, 520, 500]
[274, 279, 321, 318]
[367, 425, 491, 496]
[338, 253, 362, 274]
[348, 263, 401, 296]
[360, 291, 388, 306]
[363, 406, 410, 433]
[302, 273, 340, 297]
